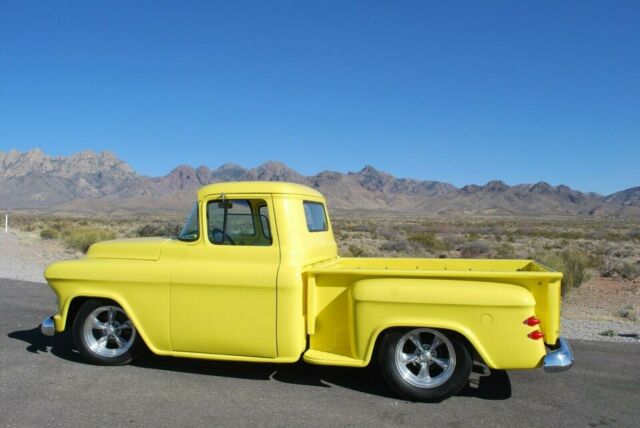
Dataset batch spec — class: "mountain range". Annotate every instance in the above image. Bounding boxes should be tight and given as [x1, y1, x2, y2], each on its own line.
[1, 149, 639, 217]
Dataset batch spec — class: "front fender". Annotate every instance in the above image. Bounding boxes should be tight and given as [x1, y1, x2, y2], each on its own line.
[45, 258, 172, 355]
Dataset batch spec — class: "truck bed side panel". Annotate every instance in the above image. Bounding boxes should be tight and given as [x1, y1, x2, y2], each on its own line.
[306, 273, 549, 369]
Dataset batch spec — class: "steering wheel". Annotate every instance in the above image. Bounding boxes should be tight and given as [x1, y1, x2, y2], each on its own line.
[210, 228, 235, 245]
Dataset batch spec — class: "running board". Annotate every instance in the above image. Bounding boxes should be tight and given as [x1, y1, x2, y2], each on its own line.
[303, 349, 367, 367]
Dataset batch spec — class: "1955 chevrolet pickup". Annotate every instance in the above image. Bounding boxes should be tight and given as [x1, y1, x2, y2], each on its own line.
[41, 181, 573, 401]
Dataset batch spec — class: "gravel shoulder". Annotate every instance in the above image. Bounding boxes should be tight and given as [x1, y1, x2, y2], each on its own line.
[0, 229, 79, 283]
[1, 229, 638, 343]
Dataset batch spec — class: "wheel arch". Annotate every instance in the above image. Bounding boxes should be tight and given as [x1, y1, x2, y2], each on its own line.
[61, 293, 154, 352]
[362, 322, 493, 368]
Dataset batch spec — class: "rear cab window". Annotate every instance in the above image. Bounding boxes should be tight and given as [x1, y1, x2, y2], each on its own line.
[303, 201, 328, 232]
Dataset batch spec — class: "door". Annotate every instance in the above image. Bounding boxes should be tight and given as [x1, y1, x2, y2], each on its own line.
[170, 194, 280, 357]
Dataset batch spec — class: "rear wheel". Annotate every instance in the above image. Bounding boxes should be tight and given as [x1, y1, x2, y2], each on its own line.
[379, 327, 472, 401]
[73, 300, 143, 365]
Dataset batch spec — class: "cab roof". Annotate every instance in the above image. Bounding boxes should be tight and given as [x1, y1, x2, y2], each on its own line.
[197, 181, 324, 200]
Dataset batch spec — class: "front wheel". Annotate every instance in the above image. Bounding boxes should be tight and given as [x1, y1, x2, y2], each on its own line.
[379, 327, 472, 401]
[73, 300, 144, 365]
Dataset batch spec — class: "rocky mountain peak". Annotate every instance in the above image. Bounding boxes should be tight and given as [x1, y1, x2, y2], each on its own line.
[0, 149, 638, 216]
[483, 180, 509, 192]
[0, 148, 136, 180]
[350, 165, 396, 192]
[461, 184, 482, 194]
[211, 163, 246, 181]
[245, 161, 305, 182]
[1, 148, 54, 178]
[359, 165, 380, 174]
[529, 181, 554, 194]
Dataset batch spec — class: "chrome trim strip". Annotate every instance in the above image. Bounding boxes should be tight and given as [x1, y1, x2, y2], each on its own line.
[40, 317, 55, 337]
[543, 337, 574, 372]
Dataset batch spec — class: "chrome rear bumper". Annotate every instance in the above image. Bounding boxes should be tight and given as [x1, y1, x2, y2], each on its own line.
[40, 317, 55, 336]
[543, 337, 574, 372]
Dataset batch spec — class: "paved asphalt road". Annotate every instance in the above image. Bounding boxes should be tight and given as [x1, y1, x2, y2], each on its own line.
[1, 279, 639, 427]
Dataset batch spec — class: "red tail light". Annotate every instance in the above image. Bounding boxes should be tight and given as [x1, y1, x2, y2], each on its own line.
[528, 330, 544, 340]
[524, 316, 540, 327]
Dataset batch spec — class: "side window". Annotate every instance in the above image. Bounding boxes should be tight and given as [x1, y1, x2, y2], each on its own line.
[207, 199, 272, 246]
[303, 201, 328, 232]
[178, 202, 199, 241]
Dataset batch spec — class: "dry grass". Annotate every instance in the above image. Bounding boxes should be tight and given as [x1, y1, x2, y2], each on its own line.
[10, 213, 183, 253]
[332, 214, 640, 298]
[10, 211, 640, 299]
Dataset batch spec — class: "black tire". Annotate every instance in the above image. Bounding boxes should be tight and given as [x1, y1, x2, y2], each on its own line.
[73, 299, 144, 366]
[378, 327, 472, 402]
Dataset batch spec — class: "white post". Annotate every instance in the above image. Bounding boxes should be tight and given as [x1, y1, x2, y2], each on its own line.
[4, 213, 7, 233]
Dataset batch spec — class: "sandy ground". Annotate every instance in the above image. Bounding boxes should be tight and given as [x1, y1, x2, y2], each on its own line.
[561, 276, 640, 343]
[0, 229, 637, 342]
[0, 229, 79, 283]
[563, 276, 640, 321]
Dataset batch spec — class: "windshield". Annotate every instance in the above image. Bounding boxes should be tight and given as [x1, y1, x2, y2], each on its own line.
[178, 202, 199, 241]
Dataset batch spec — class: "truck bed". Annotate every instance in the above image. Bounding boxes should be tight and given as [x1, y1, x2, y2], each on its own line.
[303, 257, 562, 367]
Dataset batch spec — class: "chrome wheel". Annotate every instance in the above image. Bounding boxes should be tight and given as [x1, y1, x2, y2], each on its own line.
[394, 328, 456, 389]
[82, 306, 136, 358]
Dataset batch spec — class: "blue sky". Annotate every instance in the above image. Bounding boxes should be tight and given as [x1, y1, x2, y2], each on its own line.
[1, 1, 638, 194]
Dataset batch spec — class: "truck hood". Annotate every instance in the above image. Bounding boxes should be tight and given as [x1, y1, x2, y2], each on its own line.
[86, 237, 171, 261]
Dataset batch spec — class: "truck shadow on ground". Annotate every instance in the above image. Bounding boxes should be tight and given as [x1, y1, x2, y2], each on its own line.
[9, 327, 511, 402]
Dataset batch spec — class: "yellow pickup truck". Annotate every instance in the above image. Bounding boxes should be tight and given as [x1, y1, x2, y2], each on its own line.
[42, 181, 573, 401]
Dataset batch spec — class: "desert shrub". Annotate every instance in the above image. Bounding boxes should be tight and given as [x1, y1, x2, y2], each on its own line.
[379, 239, 410, 253]
[40, 228, 59, 240]
[532, 251, 563, 271]
[136, 223, 179, 237]
[52, 219, 70, 232]
[408, 232, 445, 252]
[557, 231, 584, 240]
[63, 227, 116, 253]
[350, 222, 376, 234]
[441, 234, 461, 251]
[627, 230, 640, 242]
[532, 248, 590, 295]
[596, 255, 616, 277]
[612, 247, 633, 258]
[614, 261, 640, 280]
[378, 228, 397, 241]
[618, 304, 639, 322]
[466, 232, 480, 242]
[348, 245, 365, 257]
[460, 242, 490, 258]
[333, 230, 346, 240]
[23, 223, 36, 232]
[603, 231, 626, 241]
[494, 242, 516, 259]
[560, 249, 591, 294]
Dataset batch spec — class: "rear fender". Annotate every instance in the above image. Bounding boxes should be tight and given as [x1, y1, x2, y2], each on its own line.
[351, 278, 545, 369]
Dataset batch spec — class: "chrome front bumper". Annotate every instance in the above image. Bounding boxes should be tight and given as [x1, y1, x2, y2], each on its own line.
[543, 337, 574, 372]
[40, 317, 55, 336]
